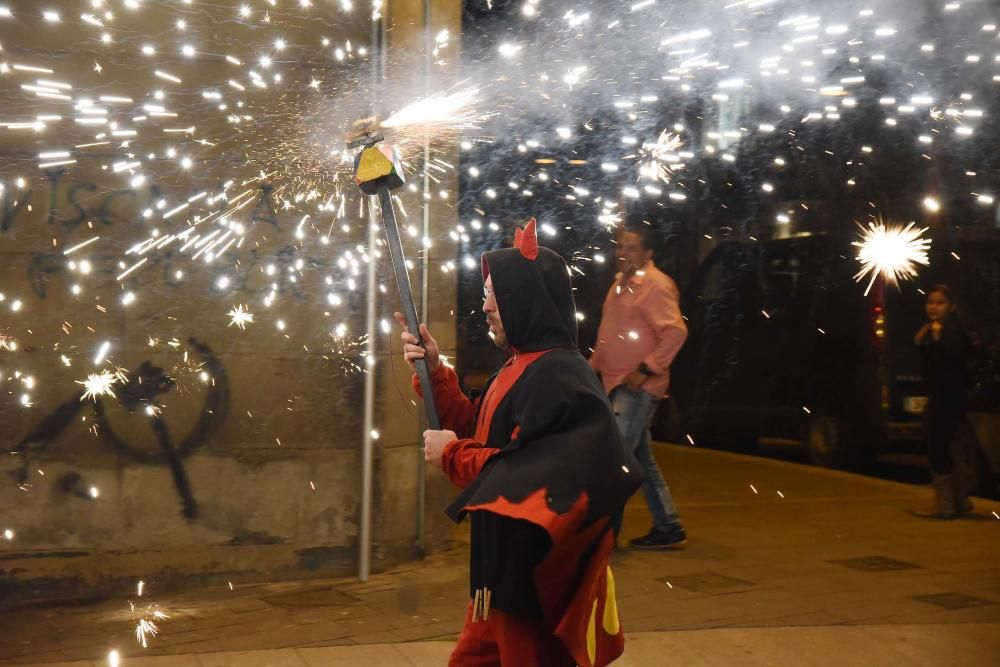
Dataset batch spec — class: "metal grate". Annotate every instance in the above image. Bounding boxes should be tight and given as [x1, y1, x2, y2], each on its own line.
[911, 593, 996, 610]
[660, 572, 755, 593]
[827, 556, 922, 572]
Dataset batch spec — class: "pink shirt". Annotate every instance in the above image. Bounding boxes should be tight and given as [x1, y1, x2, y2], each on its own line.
[590, 261, 688, 399]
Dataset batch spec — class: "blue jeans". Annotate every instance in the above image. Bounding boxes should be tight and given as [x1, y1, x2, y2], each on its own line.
[610, 385, 682, 534]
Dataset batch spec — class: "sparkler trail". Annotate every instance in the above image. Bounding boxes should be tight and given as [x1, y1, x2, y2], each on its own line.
[381, 85, 488, 132]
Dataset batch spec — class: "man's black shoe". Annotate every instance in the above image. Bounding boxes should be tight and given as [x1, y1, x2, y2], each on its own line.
[629, 527, 687, 550]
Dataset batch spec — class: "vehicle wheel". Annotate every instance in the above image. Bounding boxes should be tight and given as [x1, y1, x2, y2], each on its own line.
[806, 412, 850, 469]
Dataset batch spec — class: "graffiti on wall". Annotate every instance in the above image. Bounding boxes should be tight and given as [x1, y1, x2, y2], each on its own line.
[1, 169, 282, 234]
[10, 339, 229, 520]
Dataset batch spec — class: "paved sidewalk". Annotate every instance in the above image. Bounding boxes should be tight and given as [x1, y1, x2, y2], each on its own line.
[2, 445, 998, 665]
[4, 625, 998, 667]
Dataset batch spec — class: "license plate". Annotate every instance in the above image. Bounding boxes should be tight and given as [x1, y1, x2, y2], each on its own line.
[903, 396, 928, 415]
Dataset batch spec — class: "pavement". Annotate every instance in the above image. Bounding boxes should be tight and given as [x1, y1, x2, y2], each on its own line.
[1, 443, 998, 666]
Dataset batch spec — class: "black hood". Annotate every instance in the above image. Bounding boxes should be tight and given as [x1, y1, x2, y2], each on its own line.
[482, 224, 578, 353]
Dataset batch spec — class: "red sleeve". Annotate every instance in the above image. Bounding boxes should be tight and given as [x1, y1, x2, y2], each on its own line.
[441, 438, 498, 489]
[412, 364, 478, 438]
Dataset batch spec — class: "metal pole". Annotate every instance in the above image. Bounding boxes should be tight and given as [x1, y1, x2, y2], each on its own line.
[360, 198, 378, 582]
[378, 186, 441, 430]
[358, 9, 382, 584]
[415, 0, 433, 557]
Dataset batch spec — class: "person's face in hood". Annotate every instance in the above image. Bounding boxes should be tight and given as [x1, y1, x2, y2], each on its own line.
[482, 274, 510, 351]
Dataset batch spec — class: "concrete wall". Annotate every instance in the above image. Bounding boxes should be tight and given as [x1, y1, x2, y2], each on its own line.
[0, 0, 462, 606]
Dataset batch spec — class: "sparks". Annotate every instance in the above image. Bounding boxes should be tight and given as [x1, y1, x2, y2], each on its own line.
[130, 580, 169, 648]
[132, 604, 168, 648]
[639, 130, 684, 183]
[381, 86, 485, 131]
[77, 370, 121, 401]
[853, 220, 931, 295]
[227, 304, 254, 329]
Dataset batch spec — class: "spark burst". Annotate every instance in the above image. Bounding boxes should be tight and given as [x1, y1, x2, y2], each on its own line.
[853, 220, 931, 295]
[638, 131, 683, 183]
[129, 580, 169, 649]
[227, 304, 254, 330]
[77, 370, 127, 401]
[381, 85, 487, 132]
[326, 328, 367, 375]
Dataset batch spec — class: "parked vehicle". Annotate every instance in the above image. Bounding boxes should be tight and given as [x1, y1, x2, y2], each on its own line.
[657, 229, 1000, 495]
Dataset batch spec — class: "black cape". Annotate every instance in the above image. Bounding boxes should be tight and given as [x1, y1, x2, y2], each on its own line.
[447, 238, 641, 619]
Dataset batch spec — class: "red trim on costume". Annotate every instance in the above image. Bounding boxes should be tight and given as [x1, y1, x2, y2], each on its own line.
[465, 488, 587, 545]
[473, 349, 550, 442]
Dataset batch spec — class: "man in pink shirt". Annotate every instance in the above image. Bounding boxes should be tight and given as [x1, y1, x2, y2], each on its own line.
[590, 223, 689, 549]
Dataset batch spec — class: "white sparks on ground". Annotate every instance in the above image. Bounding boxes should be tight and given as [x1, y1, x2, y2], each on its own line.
[130, 580, 169, 648]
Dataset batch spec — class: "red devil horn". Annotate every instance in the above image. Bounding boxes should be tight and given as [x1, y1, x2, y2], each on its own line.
[519, 218, 538, 260]
[514, 226, 523, 249]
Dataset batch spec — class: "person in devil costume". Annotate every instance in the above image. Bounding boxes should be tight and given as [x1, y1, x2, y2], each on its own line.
[395, 219, 641, 667]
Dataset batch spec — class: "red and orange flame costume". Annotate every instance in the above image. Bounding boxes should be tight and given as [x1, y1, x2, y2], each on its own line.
[413, 220, 641, 666]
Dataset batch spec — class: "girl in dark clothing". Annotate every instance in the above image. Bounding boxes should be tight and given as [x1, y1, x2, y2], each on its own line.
[912, 285, 973, 519]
